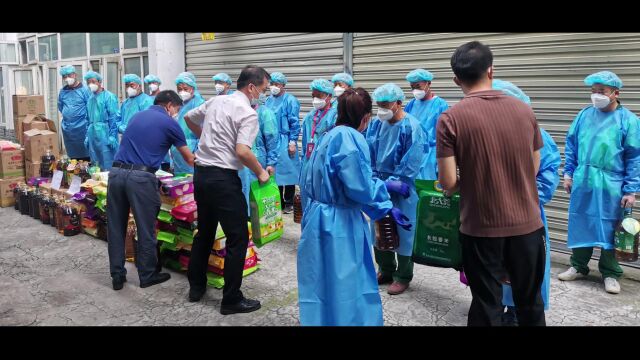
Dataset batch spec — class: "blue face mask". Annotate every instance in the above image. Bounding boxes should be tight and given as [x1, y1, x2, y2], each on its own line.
[258, 92, 267, 105]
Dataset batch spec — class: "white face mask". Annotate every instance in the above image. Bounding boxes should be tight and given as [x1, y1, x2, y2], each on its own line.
[377, 108, 394, 121]
[269, 86, 281, 96]
[591, 93, 612, 109]
[149, 84, 159, 93]
[64, 77, 75, 86]
[88, 83, 99, 93]
[412, 89, 426, 100]
[333, 86, 346, 97]
[126, 87, 138, 98]
[179, 91, 192, 101]
[312, 97, 328, 110]
[215, 84, 226, 94]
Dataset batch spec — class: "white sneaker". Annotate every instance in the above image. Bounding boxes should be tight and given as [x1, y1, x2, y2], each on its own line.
[604, 277, 621, 294]
[558, 267, 581, 281]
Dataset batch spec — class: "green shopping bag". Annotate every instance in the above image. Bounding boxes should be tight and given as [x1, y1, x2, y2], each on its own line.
[412, 180, 463, 270]
[249, 177, 284, 248]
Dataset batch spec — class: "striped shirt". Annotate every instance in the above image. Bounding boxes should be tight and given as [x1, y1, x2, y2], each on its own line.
[436, 90, 543, 237]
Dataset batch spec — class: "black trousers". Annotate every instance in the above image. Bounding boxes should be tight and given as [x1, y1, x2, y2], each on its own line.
[187, 165, 250, 305]
[279, 185, 295, 206]
[460, 227, 546, 327]
[106, 167, 161, 284]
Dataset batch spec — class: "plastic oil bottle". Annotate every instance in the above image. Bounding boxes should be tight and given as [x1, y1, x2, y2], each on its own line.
[615, 208, 640, 262]
[374, 214, 400, 251]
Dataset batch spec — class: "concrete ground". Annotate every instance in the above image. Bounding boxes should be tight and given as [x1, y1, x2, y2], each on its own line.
[1, 206, 639, 326]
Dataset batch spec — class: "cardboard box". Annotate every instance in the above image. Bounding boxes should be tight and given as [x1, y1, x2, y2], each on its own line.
[25, 160, 41, 179]
[16, 115, 57, 146]
[0, 149, 26, 179]
[23, 114, 55, 132]
[0, 177, 25, 208]
[13, 115, 26, 145]
[23, 129, 60, 162]
[12, 95, 45, 117]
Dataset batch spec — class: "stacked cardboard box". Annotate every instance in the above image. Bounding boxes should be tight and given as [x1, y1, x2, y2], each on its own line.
[12, 96, 46, 145]
[0, 141, 26, 207]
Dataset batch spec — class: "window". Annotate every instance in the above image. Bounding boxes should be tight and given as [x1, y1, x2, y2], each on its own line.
[19, 41, 27, 64]
[61, 33, 87, 59]
[47, 68, 59, 122]
[38, 35, 58, 61]
[106, 62, 119, 98]
[141, 33, 148, 48]
[0, 67, 5, 124]
[124, 57, 141, 78]
[27, 40, 35, 62]
[15, 70, 34, 95]
[90, 60, 100, 72]
[124, 33, 138, 49]
[0, 43, 17, 63]
[143, 55, 149, 93]
[73, 65, 83, 81]
[90, 33, 119, 56]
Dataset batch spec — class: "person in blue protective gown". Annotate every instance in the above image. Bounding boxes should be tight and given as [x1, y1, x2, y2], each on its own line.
[58, 65, 91, 160]
[265, 72, 301, 214]
[299, 79, 338, 210]
[330, 72, 354, 109]
[117, 74, 154, 135]
[212, 73, 235, 96]
[557, 71, 640, 295]
[170, 72, 205, 175]
[365, 83, 426, 296]
[144, 74, 162, 99]
[84, 70, 120, 170]
[297, 87, 412, 326]
[239, 97, 280, 211]
[404, 68, 449, 180]
[491, 79, 561, 325]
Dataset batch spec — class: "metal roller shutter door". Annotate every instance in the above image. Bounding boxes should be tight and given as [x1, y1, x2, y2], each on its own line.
[353, 33, 640, 265]
[185, 32, 345, 126]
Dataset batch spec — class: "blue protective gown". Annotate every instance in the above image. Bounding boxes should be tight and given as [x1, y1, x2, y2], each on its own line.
[58, 84, 91, 158]
[298, 125, 393, 326]
[404, 95, 449, 180]
[265, 92, 301, 186]
[365, 113, 427, 255]
[117, 92, 154, 134]
[239, 105, 280, 211]
[86, 89, 120, 169]
[503, 128, 560, 310]
[299, 105, 339, 209]
[170, 91, 205, 175]
[564, 104, 640, 250]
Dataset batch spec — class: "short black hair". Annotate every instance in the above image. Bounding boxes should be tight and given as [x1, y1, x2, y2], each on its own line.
[154, 90, 183, 107]
[236, 65, 270, 90]
[336, 88, 372, 130]
[450, 41, 493, 85]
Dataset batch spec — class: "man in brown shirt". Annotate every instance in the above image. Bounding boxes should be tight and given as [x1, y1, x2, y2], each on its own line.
[436, 41, 546, 326]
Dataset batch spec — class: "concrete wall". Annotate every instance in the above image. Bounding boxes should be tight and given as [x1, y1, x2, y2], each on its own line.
[0, 33, 18, 41]
[148, 33, 185, 91]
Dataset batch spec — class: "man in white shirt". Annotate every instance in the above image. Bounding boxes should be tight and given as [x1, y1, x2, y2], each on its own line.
[184, 65, 271, 315]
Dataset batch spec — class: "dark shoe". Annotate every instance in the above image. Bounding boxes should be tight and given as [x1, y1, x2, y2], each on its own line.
[140, 272, 171, 288]
[112, 275, 127, 291]
[377, 272, 393, 285]
[387, 281, 409, 295]
[283, 204, 294, 214]
[220, 298, 261, 315]
[189, 287, 206, 302]
[502, 306, 519, 326]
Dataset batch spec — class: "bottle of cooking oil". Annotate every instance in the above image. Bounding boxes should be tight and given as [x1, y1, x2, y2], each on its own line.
[374, 214, 400, 251]
[615, 208, 640, 262]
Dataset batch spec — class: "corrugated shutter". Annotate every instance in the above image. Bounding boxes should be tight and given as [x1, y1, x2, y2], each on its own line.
[354, 33, 640, 259]
[185, 33, 344, 121]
